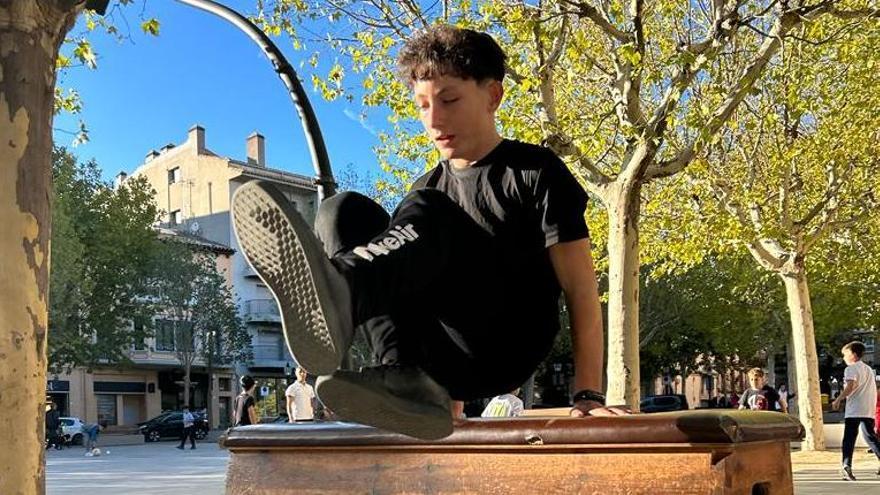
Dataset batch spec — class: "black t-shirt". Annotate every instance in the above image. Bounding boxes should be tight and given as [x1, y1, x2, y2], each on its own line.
[741, 385, 780, 411]
[411, 139, 589, 360]
[234, 394, 255, 426]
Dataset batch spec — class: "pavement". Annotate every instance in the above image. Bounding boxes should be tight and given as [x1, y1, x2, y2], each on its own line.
[46, 438, 228, 495]
[46, 436, 880, 494]
[791, 449, 880, 494]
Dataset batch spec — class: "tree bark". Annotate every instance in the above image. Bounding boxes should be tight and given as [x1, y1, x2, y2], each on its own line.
[0, 2, 81, 493]
[184, 362, 191, 407]
[787, 337, 799, 416]
[781, 269, 825, 451]
[766, 351, 776, 387]
[604, 182, 642, 409]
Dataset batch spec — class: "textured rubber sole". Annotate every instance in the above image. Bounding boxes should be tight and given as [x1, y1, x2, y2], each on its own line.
[231, 181, 351, 375]
[317, 371, 453, 440]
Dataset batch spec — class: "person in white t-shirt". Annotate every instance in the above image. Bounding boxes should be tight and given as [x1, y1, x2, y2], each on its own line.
[481, 389, 524, 418]
[832, 341, 880, 481]
[286, 367, 316, 422]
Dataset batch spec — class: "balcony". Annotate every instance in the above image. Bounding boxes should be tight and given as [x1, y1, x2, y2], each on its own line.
[243, 299, 281, 324]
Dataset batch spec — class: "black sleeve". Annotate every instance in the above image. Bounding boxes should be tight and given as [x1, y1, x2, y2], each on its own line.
[533, 151, 590, 248]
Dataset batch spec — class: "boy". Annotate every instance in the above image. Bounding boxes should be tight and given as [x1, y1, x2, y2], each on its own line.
[738, 368, 787, 413]
[285, 366, 316, 422]
[831, 341, 880, 481]
[481, 389, 525, 418]
[231, 26, 625, 440]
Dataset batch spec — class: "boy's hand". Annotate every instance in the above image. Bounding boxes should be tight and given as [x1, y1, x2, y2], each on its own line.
[570, 399, 632, 417]
[831, 398, 841, 411]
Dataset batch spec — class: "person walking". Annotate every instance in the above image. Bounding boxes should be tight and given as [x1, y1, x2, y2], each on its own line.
[176, 405, 197, 450]
[285, 367, 316, 422]
[234, 375, 259, 427]
[45, 402, 62, 450]
[832, 341, 880, 481]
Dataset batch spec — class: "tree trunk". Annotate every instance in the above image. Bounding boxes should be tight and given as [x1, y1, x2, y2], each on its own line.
[520, 373, 535, 409]
[184, 362, 192, 407]
[787, 337, 799, 416]
[0, 2, 81, 493]
[604, 183, 642, 409]
[781, 270, 825, 451]
[766, 351, 776, 387]
[206, 351, 213, 428]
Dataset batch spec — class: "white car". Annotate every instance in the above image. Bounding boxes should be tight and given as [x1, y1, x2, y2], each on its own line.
[59, 417, 86, 445]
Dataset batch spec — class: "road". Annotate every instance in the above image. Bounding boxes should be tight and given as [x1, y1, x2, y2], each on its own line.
[46, 439, 227, 495]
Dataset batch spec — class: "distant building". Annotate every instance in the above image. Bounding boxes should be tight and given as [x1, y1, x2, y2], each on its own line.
[127, 125, 318, 421]
[47, 230, 237, 430]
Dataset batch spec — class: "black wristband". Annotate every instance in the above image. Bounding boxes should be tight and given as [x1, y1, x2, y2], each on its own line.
[572, 389, 606, 405]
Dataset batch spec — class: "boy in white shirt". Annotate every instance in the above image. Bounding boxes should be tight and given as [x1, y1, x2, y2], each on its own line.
[481, 389, 524, 418]
[832, 341, 880, 480]
[285, 367, 316, 422]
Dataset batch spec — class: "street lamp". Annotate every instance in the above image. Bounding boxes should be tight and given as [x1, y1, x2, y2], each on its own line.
[174, 0, 337, 201]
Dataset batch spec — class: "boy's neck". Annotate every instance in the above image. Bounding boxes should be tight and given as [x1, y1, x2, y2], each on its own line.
[449, 134, 504, 169]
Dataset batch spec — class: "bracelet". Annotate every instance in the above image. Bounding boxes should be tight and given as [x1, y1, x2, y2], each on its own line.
[572, 389, 606, 406]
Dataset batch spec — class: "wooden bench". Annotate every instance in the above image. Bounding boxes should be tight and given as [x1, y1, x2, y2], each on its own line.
[222, 410, 803, 494]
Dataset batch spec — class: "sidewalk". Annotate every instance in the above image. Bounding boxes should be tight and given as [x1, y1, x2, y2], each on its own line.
[792, 448, 880, 494]
[97, 429, 227, 447]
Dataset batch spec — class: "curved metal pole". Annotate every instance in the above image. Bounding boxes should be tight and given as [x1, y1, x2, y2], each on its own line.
[176, 0, 337, 200]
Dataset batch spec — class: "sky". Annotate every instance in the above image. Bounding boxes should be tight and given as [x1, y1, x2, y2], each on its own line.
[55, 0, 391, 183]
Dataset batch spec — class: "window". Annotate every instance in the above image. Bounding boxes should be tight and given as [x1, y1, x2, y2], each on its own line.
[168, 167, 181, 184]
[219, 378, 231, 392]
[96, 394, 117, 426]
[176, 321, 195, 352]
[132, 319, 146, 350]
[170, 210, 182, 226]
[156, 319, 175, 351]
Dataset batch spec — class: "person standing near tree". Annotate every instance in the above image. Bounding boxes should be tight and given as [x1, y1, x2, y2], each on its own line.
[286, 367, 316, 422]
[832, 341, 880, 481]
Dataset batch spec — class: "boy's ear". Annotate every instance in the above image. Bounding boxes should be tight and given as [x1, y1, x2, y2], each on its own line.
[487, 80, 504, 111]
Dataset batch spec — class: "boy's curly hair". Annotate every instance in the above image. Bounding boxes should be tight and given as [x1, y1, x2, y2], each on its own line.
[397, 25, 506, 85]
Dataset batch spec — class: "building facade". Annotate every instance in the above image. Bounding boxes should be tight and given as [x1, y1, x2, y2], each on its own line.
[126, 125, 318, 421]
[48, 230, 239, 430]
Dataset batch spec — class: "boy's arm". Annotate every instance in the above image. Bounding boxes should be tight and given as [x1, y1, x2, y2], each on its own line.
[549, 238, 628, 417]
[286, 393, 295, 422]
[832, 378, 857, 410]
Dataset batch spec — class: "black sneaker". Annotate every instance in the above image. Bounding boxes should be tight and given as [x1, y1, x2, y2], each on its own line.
[317, 365, 453, 440]
[841, 465, 856, 481]
[176, 445, 185, 450]
[232, 181, 353, 375]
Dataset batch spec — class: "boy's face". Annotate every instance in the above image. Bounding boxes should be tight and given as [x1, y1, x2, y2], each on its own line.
[413, 75, 502, 162]
[748, 375, 764, 389]
[842, 348, 857, 365]
[296, 367, 308, 382]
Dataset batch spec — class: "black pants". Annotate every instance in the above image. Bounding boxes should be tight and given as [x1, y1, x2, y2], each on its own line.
[841, 417, 880, 467]
[316, 190, 554, 400]
[179, 426, 196, 448]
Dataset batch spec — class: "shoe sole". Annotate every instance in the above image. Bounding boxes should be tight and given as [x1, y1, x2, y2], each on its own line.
[232, 181, 350, 375]
[317, 372, 453, 440]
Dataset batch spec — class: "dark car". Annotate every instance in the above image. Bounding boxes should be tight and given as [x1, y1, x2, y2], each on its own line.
[640, 394, 689, 413]
[138, 410, 209, 442]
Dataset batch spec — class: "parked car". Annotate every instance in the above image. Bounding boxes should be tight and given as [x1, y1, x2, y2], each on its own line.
[138, 411, 209, 442]
[59, 417, 86, 445]
[640, 394, 689, 413]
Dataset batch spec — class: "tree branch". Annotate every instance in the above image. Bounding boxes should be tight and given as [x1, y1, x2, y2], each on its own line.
[646, 9, 801, 180]
[560, 0, 633, 42]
